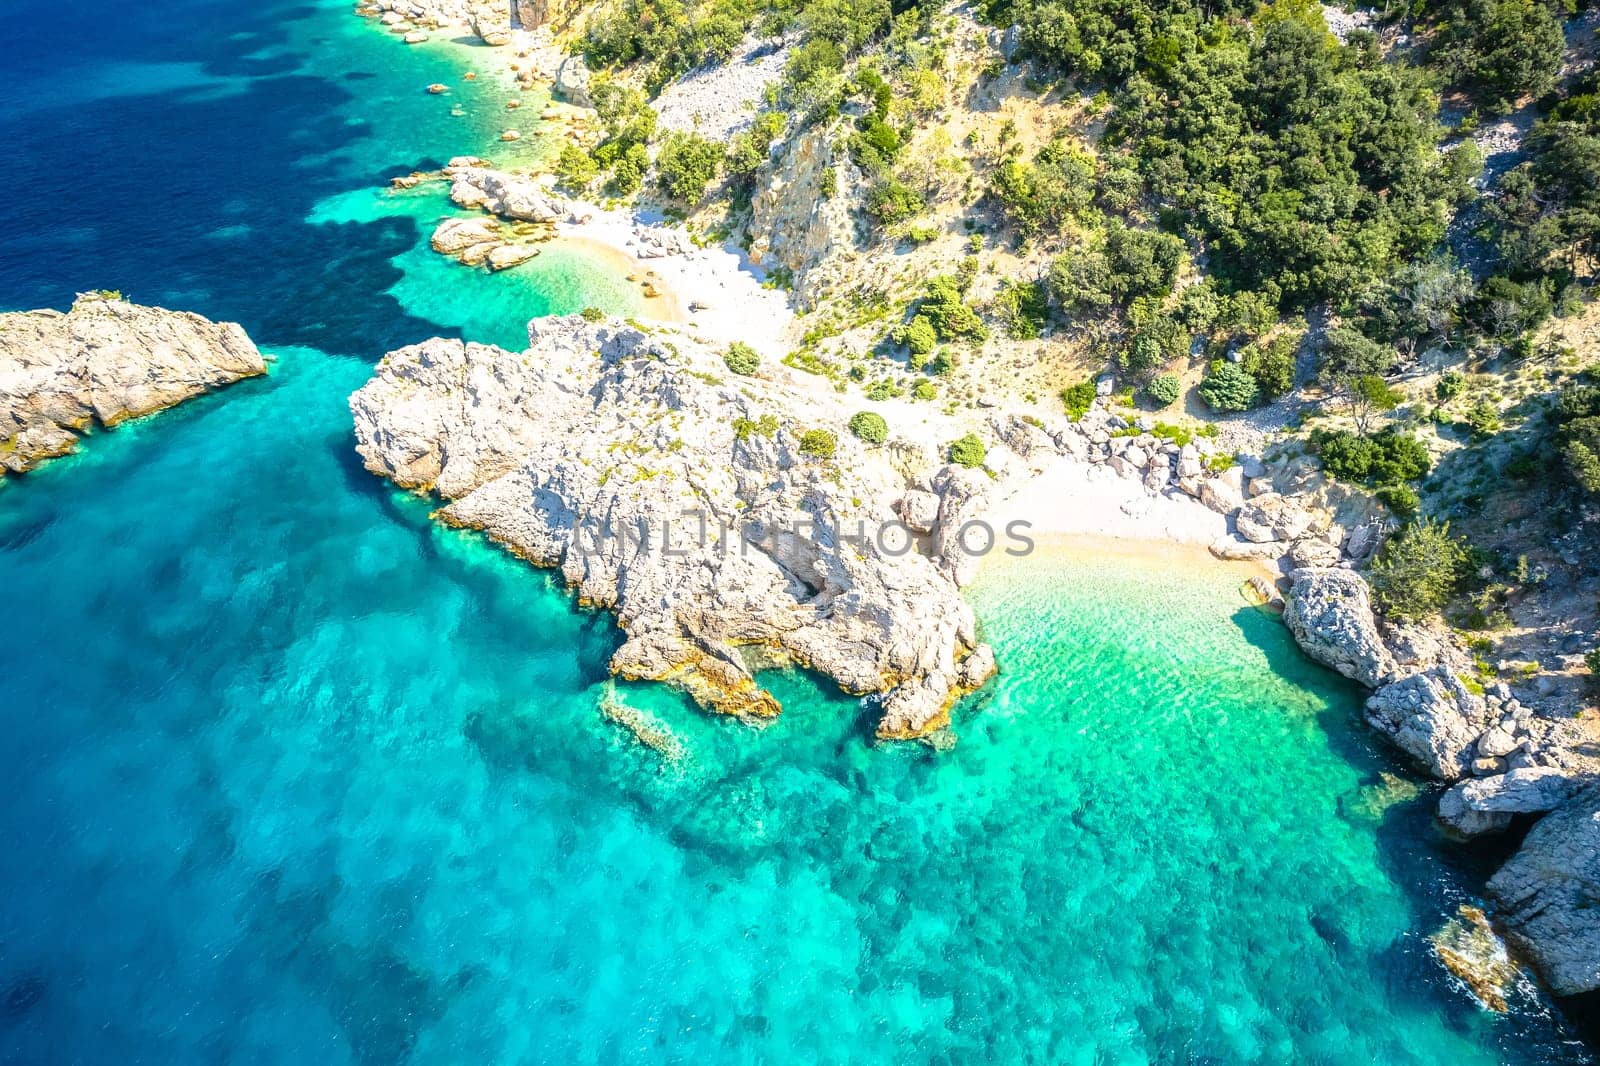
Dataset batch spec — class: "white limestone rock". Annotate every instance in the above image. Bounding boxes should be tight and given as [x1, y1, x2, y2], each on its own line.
[1364, 666, 1490, 781]
[1438, 768, 1583, 837]
[1282, 568, 1397, 688]
[350, 316, 989, 740]
[0, 294, 265, 477]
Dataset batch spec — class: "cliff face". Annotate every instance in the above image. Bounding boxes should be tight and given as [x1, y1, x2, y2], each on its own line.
[0, 295, 265, 478]
[746, 123, 864, 309]
[349, 316, 999, 738]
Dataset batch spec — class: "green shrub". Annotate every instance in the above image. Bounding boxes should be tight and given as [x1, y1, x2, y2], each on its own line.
[947, 433, 987, 468]
[798, 428, 837, 459]
[1436, 371, 1467, 400]
[866, 178, 924, 226]
[1374, 484, 1421, 517]
[913, 380, 937, 401]
[580, 306, 606, 323]
[996, 279, 1050, 340]
[1369, 517, 1467, 621]
[723, 342, 760, 375]
[1465, 400, 1502, 439]
[903, 315, 937, 361]
[1242, 334, 1297, 401]
[848, 411, 889, 443]
[1197, 362, 1259, 413]
[1146, 373, 1181, 408]
[918, 276, 988, 342]
[655, 132, 725, 203]
[1586, 647, 1600, 676]
[1061, 380, 1097, 421]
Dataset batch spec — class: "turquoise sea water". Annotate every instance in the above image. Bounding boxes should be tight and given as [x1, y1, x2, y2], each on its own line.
[0, 0, 1594, 1061]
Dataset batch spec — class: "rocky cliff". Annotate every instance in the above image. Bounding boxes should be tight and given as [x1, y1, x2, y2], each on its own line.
[0, 294, 265, 478]
[349, 315, 1001, 738]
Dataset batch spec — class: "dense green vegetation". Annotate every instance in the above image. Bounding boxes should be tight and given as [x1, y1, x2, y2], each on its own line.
[1369, 517, 1468, 620]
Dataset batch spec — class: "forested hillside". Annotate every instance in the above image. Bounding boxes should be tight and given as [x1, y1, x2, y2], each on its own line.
[554, 0, 1600, 688]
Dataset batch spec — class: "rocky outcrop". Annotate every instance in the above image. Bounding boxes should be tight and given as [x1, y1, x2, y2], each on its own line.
[350, 315, 999, 739]
[448, 167, 583, 224]
[1, 294, 265, 477]
[1364, 666, 1490, 781]
[747, 123, 864, 308]
[1282, 568, 1398, 688]
[1439, 767, 1585, 837]
[1486, 785, 1600, 996]
[356, 0, 511, 44]
[430, 216, 543, 271]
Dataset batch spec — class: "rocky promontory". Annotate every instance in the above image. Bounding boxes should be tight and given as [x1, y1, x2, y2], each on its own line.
[350, 315, 1001, 738]
[0, 293, 266, 478]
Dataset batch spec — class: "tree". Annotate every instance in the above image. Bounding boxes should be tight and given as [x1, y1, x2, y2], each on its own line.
[1146, 373, 1181, 408]
[848, 411, 889, 443]
[724, 343, 760, 375]
[1197, 362, 1260, 413]
[948, 433, 987, 468]
[1343, 375, 1401, 435]
[1369, 517, 1467, 621]
[656, 132, 725, 203]
[1320, 327, 1400, 434]
[554, 144, 598, 191]
[1428, 0, 1564, 113]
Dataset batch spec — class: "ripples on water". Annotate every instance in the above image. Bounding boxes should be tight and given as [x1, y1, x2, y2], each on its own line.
[0, 0, 1594, 1061]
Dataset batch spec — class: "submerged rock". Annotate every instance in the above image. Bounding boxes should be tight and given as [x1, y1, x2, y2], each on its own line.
[350, 316, 994, 739]
[0, 293, 265, 477]
[1430, 904, 1523, 1012]
[1487, 785, 1600, 995]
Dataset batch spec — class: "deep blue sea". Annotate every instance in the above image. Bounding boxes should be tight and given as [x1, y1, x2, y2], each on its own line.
[0, 0, 1595, 1061]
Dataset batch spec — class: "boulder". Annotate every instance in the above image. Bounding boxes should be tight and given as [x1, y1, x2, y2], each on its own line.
[897, 489, 939, 534]
[1236, 492, 1317, 543]
[1486, 785, 1600, 996]
[554, 54, 593, 108]
[1438, 767, 1583, 837]
[1364, 666, 1490, 781]
[1288, 538, 1342, 568]
[1200, 471, 1245, 515]
[1282, 568, 1397, 688]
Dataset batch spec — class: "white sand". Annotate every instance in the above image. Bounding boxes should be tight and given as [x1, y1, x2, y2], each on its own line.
[985, 456, 1229, 546]
[551, 207, 796, 357]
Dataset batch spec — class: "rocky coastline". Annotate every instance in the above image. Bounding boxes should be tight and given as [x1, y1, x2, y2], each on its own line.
[350, 315, 1006, 738]
[0, 293, 266, 479]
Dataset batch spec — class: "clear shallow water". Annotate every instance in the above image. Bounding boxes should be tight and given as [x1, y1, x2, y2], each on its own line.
[0, 0, 1594, 1062]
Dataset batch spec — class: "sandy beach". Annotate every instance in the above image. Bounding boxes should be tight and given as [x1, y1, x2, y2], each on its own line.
[550, 207, 797, 357]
